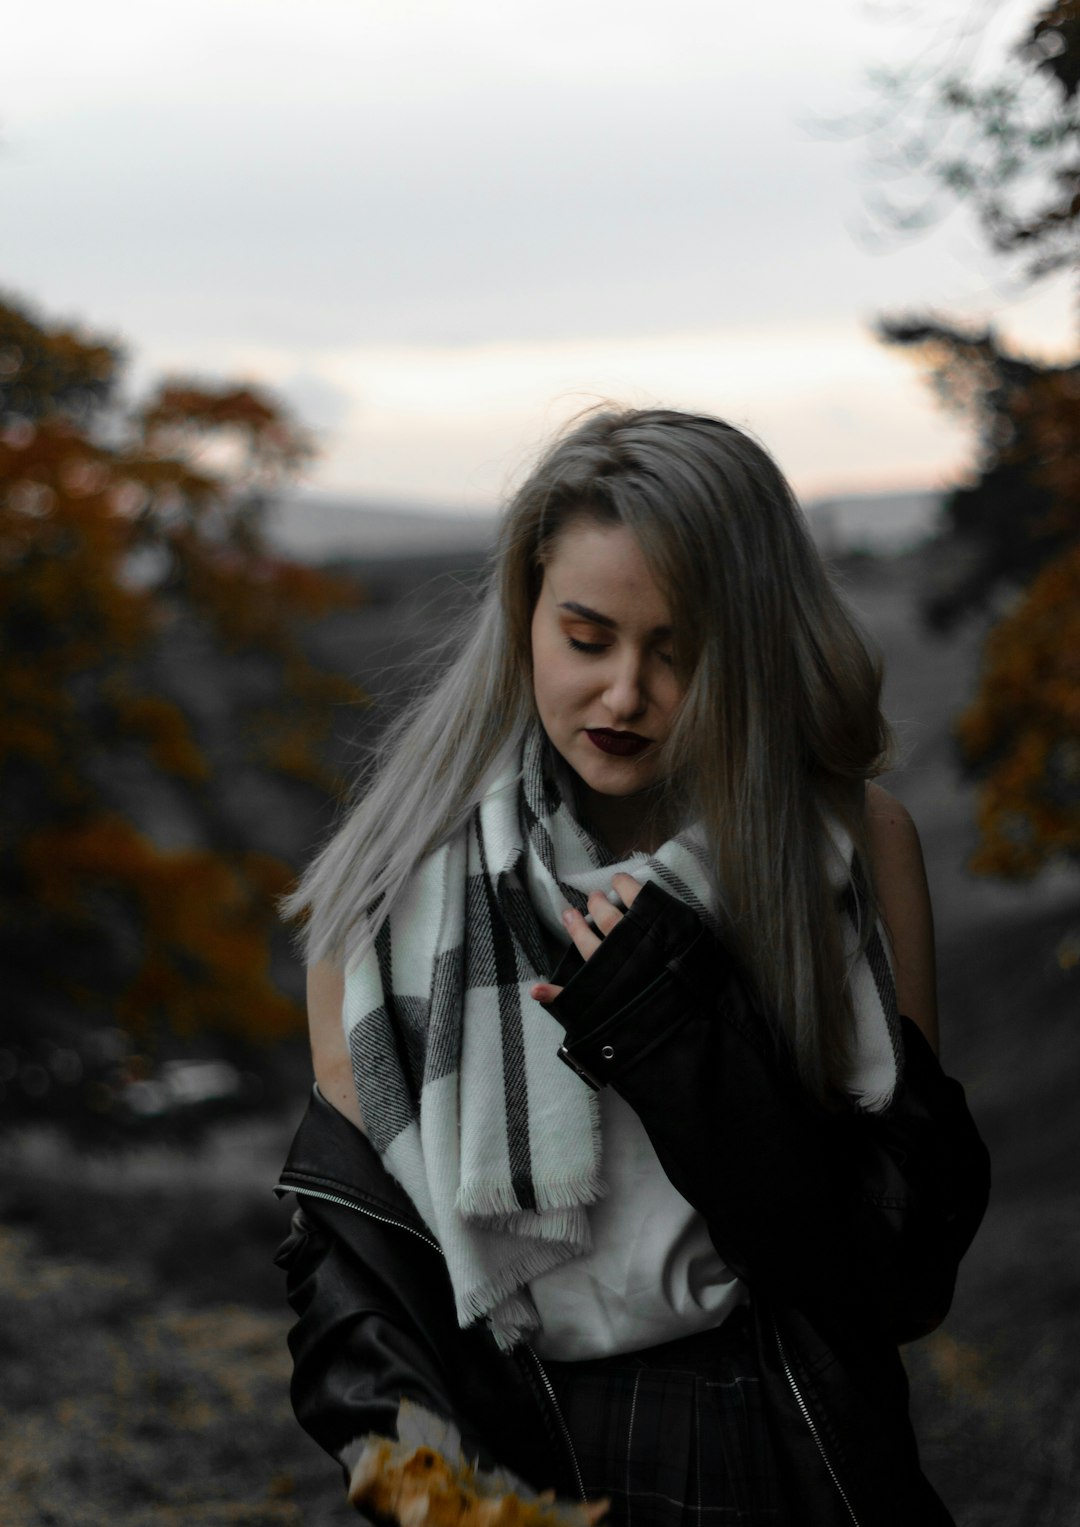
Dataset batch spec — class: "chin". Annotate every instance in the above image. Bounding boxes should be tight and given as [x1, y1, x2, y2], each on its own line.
[571, 747, 661, 799]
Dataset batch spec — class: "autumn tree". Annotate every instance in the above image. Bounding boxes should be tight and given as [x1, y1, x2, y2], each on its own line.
[871, 2, 1080, 895]
[0, 292, 362, 1134]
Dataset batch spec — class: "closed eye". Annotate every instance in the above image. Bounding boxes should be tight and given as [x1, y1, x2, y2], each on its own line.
[566, 635, 675, 666]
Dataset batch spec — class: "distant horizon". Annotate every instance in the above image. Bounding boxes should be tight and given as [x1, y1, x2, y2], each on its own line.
[268, 481, 944, 561]
[280, 475, 945, 517]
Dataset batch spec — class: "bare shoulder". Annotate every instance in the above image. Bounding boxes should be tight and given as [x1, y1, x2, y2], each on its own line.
[863, 783, 941, 1055]
[865, 784, 927, 890]
[307, 959, 366, 1132]
[866, 780, 917, 835]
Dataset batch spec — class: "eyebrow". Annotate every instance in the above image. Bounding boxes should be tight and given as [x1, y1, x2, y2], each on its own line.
[557, 600, 673, 638]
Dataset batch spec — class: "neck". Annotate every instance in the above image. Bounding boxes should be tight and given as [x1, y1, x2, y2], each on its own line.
[577, 783, 673, 858]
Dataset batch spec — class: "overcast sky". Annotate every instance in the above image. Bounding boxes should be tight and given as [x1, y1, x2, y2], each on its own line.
[2, 0, 1067, 509]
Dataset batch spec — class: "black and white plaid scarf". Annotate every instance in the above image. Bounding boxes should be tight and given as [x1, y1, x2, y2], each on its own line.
[343, 727, 900, 1349]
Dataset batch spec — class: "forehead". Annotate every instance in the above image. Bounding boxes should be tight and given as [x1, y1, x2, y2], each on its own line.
[541, 521, 670, 617]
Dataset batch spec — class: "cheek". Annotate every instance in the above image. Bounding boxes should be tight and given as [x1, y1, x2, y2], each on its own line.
[650, 672, 684, 736]
[529, 611, 544, 695]
[530, 616, 556, 715]
[532, 646, 560, 714]
[663, 674, 686, 718]
[531, 629, 579, 722]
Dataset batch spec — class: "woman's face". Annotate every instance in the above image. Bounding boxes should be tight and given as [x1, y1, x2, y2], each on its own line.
[530, 518, 684, 803]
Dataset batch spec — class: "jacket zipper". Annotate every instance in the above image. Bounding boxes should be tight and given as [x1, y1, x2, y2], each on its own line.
[278, 1179, 587, 1503]
[516, 1344, 587, 1503]
[771, 1314, 861, 1527]
[279, 1181, 443, 1252]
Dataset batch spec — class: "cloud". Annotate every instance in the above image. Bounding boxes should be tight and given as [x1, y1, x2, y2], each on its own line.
[235, 320, 968, 505]
[276, 371, 353, 435]
[1, 0, 1059, 507]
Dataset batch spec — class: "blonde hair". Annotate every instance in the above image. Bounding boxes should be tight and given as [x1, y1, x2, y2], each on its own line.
[282, 406, 893, 1100]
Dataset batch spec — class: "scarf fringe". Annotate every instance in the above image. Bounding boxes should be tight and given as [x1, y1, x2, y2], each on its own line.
[457, 1170, 606, 1224]
[476, 1207, 593, 1243]
[848, 1080, 893, 1115]
[454, 1238, 584, 1337]
[489, 1291, 544, 1352]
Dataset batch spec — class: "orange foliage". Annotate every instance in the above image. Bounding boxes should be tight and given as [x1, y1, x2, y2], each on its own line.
[171, 523, 356, 651]
[139, 380, 315, 479]
[0, 418, 153, 657]
[348, 1436, 604, 1527]
[22, 817, 302, 1042]
[957, 543, 1080, 876]
[1008, 370, 1080, 538]
[108, 688, 209, 781]
[0, 292, 365, 1096]
[947, 369, 1080, 880]
[0, 299, 119, 420]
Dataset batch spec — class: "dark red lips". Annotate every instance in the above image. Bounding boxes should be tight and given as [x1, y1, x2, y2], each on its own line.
[585, 728, 652, 757]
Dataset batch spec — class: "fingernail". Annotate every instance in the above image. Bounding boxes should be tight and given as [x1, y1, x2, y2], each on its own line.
[562, 909, 575, 926]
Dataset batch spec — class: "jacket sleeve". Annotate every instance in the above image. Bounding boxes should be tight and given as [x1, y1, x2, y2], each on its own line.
[274, 1199, 488, 1480]
[547, 881, 990, 1342]
[273, 1116, 580, 1504]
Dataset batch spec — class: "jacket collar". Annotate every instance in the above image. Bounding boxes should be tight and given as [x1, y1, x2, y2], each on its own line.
[275, 1084, 431, 1239]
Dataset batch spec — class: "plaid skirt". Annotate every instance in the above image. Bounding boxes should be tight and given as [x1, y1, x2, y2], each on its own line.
[542, 1307, 792, 1527]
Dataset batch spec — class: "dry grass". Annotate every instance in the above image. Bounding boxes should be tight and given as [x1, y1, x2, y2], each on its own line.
[902, 1191, 1080, 1526]
[0, 1151, 351, 1527]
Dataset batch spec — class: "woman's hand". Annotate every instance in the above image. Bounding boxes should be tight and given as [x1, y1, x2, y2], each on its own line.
[529, 873, 644, 1004]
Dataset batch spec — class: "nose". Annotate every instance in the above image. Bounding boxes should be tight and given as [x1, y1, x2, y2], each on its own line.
[602, 649, 648, 723]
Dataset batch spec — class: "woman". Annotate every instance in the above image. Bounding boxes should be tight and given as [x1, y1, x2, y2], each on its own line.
[276, 407, 989, 1527]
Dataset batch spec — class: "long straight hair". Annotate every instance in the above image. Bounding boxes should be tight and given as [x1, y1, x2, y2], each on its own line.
[282, 407, 894, 1101]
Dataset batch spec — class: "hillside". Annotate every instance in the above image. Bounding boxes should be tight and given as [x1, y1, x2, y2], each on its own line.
[263, 487, 942, 565]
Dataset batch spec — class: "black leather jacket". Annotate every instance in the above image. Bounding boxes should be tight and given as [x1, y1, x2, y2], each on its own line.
[275, 882, 990, 1527]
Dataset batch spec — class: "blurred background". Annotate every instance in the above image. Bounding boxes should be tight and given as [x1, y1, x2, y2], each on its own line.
[1, 1, 1077, 1522]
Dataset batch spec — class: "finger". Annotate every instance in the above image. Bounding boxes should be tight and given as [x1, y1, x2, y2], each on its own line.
[587, 889, 625, 937]
[611, 873, 644, 907]
[562, 906, 602, 960]
[584, 1499, 611, 1525]
[530, 982, 563, 1003]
